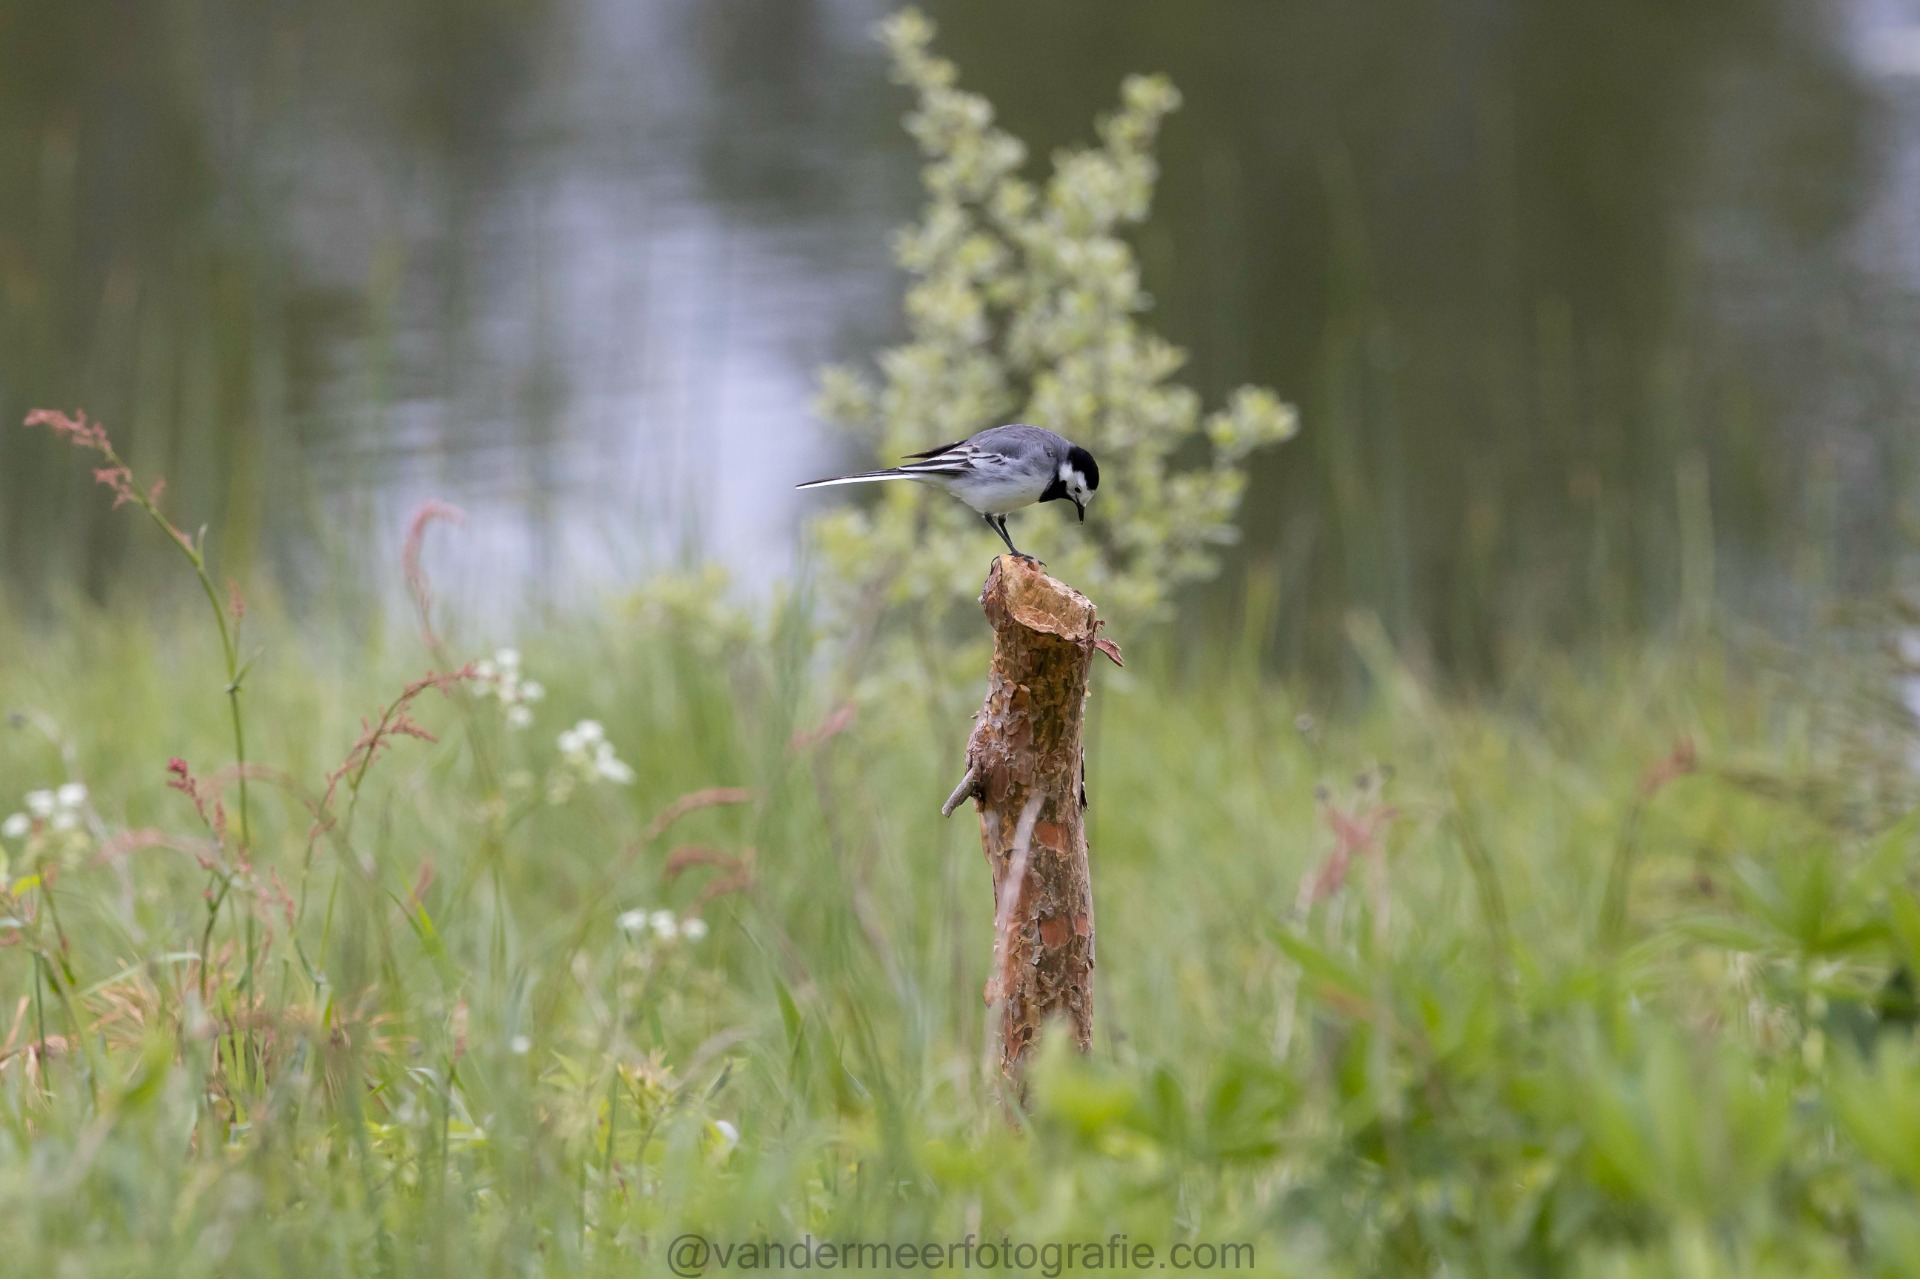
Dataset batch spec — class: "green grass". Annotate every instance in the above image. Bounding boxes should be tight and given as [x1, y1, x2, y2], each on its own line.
[0, 585, 1918, 1277]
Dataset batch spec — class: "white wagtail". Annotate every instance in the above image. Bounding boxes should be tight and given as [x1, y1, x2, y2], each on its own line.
[796, 424, 1100, 559]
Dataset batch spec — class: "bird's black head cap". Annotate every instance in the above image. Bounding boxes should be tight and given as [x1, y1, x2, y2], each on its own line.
[1067, 445, 1099, 490]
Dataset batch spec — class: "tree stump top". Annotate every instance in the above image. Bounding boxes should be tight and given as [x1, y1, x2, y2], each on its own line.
[982, 556, 1098, 645]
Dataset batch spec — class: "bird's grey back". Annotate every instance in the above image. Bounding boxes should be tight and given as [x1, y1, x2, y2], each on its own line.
[965, 423, 1069, 466]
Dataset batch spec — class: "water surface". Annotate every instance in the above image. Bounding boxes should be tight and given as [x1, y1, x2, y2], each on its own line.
[1, 0, 1915, 668]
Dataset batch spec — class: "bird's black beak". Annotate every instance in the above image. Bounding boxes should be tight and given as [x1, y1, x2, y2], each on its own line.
[1074, 499, 1085, 523]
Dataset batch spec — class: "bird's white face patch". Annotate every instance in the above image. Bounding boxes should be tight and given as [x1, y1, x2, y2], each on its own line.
[1061, 462, 1094, 506]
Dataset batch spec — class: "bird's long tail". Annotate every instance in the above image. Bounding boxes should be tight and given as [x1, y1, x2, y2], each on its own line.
[794, 469, 915, 490]
[796, 461, 965, 490]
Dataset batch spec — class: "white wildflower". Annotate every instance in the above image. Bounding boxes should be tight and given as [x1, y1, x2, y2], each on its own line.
[649, 910, 679, 940]
[509, 1034, 531, 1056]
[475, 647, 544, 729]
[11, 782, 95, 854]
[617, 908, 649, 939]
[711, 1119, 740, 1154]
[557, 720, 636, 788]
[680, 917, 709, 942]
[595, 750, 636, 785]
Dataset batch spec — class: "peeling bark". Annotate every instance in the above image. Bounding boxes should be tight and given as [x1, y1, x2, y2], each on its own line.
[944, 556, 1118, 1079]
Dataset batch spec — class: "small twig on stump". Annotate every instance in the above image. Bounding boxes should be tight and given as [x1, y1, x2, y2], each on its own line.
[943, 555, 1115, 1082]
[941, 766, 979, 818]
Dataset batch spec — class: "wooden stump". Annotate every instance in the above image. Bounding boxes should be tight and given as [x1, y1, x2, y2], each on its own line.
[942, 556, 1119, 1079]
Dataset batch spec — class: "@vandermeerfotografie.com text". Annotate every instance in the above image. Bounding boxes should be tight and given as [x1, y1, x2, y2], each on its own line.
[662, 1232, 1256, 1276]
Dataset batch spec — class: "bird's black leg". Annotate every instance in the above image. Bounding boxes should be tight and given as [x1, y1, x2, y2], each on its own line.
[987, 514, 1040, 564]
[984, 512, 1016, 557]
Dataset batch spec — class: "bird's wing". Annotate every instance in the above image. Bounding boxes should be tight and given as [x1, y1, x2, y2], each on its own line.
[892, 449, 986, 475]
[981, 424, 1069, 466]
[905, 425, 1065, 468]
[798, 437, 1020, 490]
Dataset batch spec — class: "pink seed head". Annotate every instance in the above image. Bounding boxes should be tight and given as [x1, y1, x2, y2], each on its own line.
[23, 408, 110, 453]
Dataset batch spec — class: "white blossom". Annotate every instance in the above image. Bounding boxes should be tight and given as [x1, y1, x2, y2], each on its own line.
[618, 907, 707, 948]
[557, 721, 635, 789]
[509, 1034, 531, 1056]
[595, 753, 636, 785]
[8, 781, 93, 855]
[473, 647, 543, 729]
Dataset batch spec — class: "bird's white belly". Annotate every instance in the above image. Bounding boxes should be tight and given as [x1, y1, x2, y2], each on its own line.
[934, 470, 1049, 515]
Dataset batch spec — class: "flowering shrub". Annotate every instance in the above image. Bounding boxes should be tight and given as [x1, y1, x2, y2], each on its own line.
[808, 8, 1297, 637]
